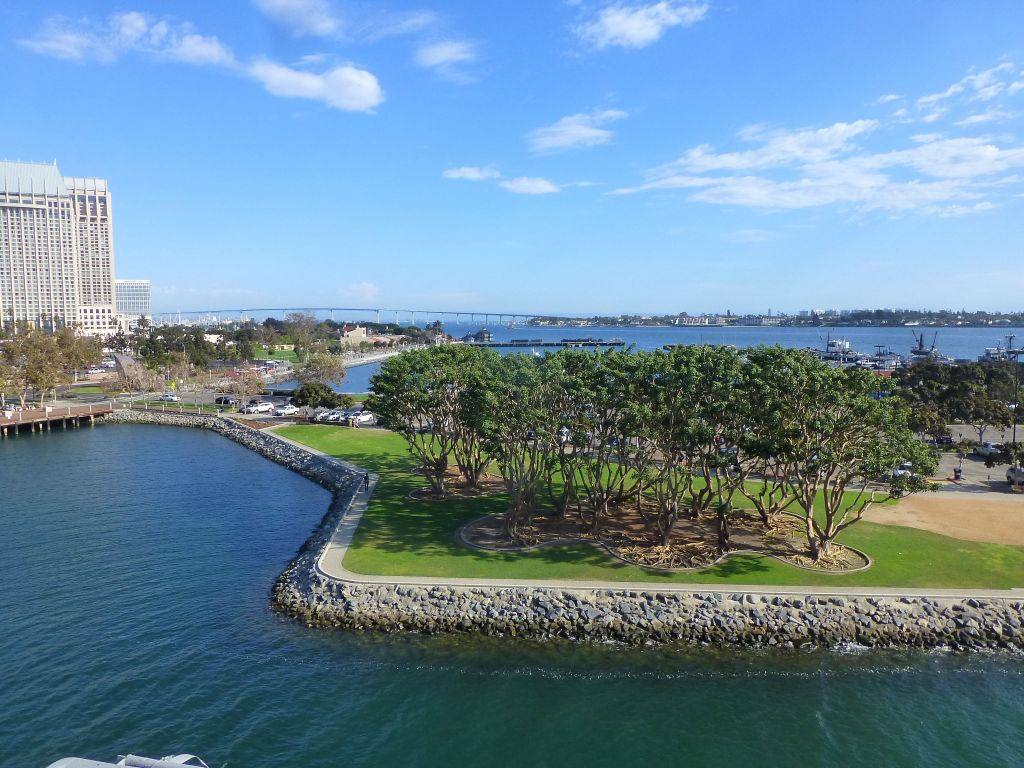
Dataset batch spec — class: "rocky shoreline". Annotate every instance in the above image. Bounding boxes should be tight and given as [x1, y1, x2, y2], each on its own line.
[105, 410, 1024, 650]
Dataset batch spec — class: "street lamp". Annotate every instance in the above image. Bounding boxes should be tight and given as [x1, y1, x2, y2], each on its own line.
[1004, 334, 1022, 446]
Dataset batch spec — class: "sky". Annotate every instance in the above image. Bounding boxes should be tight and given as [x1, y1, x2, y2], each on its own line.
[3, 1, 1024, 316]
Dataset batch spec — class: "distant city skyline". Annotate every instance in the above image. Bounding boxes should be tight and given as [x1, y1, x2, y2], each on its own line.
[3, 1, 1024, 314]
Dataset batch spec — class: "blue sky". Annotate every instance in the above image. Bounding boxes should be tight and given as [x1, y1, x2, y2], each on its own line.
[3, 1, 1024, 316]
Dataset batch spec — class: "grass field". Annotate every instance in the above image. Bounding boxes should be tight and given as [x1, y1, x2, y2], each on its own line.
[67, 385, 106, 396]
[275, 425, 1024, 588]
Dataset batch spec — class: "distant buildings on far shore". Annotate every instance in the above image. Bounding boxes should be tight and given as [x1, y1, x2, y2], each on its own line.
[0, 159, 150, 336]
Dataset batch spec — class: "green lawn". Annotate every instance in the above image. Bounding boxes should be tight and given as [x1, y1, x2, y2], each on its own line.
[274, 425, 1024, 588]
[260, 346, 300, 363]
[67, 385, 105, 395]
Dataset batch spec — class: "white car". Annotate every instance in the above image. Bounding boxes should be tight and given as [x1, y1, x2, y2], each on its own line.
[274, 404, 299, 416]
[158, 392, 181, 402]
[350, 411, 375, 426]
[892, 461, 915, 479]
[975, 442, 1003, 458]
[1008, 465, 1024, 487]
[243, 401, 274, 414]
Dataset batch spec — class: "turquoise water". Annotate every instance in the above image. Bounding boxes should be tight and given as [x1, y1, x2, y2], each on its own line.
[2, 425, 1023, 767]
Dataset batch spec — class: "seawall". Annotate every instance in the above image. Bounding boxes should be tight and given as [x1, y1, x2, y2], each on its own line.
[103, 410, 1024, 650]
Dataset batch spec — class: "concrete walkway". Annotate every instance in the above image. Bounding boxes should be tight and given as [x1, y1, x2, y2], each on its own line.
[263, 427, 1024, 601]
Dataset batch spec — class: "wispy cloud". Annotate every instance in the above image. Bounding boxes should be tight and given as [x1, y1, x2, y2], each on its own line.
[252, 0, 341, 37]
[614, 125, 1024, 214]
[252, 0, 436, 41]
[916, 62, 1016, 109]
[613, 61, 1024, 215]
[442, 166, 501, 180]
[414, 40, 478, 83]
[21, 11, 383, 113]
[442, 167, 564, 194]
[498, 177, 561, 194]
[20, 11, 235, 66]
[528, 108, 628, 153]
[576, 1, 708, 49]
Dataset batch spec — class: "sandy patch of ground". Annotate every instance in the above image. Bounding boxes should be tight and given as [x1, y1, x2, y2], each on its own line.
[866, 494, 1024, 545]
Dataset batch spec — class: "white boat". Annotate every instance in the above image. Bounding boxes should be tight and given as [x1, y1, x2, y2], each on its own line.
[47, 754, 209, 768]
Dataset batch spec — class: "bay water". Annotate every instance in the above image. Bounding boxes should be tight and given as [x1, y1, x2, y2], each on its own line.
[2, 424, 1023, 767]
[312, 323, 1023, 393]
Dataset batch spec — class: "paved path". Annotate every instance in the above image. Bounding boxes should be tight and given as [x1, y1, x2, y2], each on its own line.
[263, 427, 1024, 600]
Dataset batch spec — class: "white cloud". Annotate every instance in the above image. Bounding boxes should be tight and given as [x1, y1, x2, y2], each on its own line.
[528, 108, 628, 153]
[917, 63, 1016, 110]
[499, 177, 561, 194]
[955, 108, 1015, 126]
[252, 0, 342, 37]
[414, 40, 477, 82]
[875, 93, 902, 104]
[657, 120, 878, 173]
[442, 166, 501, 181]
[577, 1, 708, 49]
[613, 124, 1024, 215]
[248, 59, 383, 112]
[21, 11, 384, 113]
[20, 11, 237, 67]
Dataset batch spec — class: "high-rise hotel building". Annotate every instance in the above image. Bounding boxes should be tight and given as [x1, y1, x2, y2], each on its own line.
[0, 160, 120, 335]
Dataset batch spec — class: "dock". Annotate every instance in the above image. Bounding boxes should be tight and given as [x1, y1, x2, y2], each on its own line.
[0, 402, 115, 437]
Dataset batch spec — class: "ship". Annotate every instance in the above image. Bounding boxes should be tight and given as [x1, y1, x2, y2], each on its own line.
[47, 754, 209, 768]
[908, 331, 955, 365]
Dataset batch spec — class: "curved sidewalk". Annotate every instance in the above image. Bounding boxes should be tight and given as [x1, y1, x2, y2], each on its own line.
[267, 428, 1024, 601]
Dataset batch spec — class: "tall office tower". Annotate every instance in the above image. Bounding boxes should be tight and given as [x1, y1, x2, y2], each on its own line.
[0, 161, 79, 331]
[65, 176, 117, 334]
[115, 279, 151, 321]
[0, 160, 120, 335]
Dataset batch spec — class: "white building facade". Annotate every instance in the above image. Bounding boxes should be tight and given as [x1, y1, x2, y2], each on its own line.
[0, 160, 138, 336]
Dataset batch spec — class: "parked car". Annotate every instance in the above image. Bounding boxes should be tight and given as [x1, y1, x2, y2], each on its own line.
[274, 404, 299, 417]
[1007, 465, 1024, 487]
[350, 411, 375, 426]
[214, 395, 238, 405]
[974, 442, 1003, 458]
[892, 461, 916, 479]
[242, 401, 273, 414]
[158, 392, 181, 402]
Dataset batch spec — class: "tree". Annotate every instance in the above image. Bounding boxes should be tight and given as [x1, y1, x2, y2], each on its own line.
[55, 326, 102, 382]
[19, 331, 66, 403]
[781, 364, 937, 562]
[291, 382, 350, 409]
[367, 350, 459, 496]
[481, 354, 554, 539]
[955, 388, 1012, 443]
[229, 369, 266, 406]
[735, 347, 804, 529]
[296, 348, 346, 389]
[285, 312, 317, 363]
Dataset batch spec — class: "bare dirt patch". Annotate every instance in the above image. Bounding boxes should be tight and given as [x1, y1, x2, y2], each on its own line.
[461, 501, 868, 572]
[407, 467, 506, 500]
[866, 493, 1024, 545]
